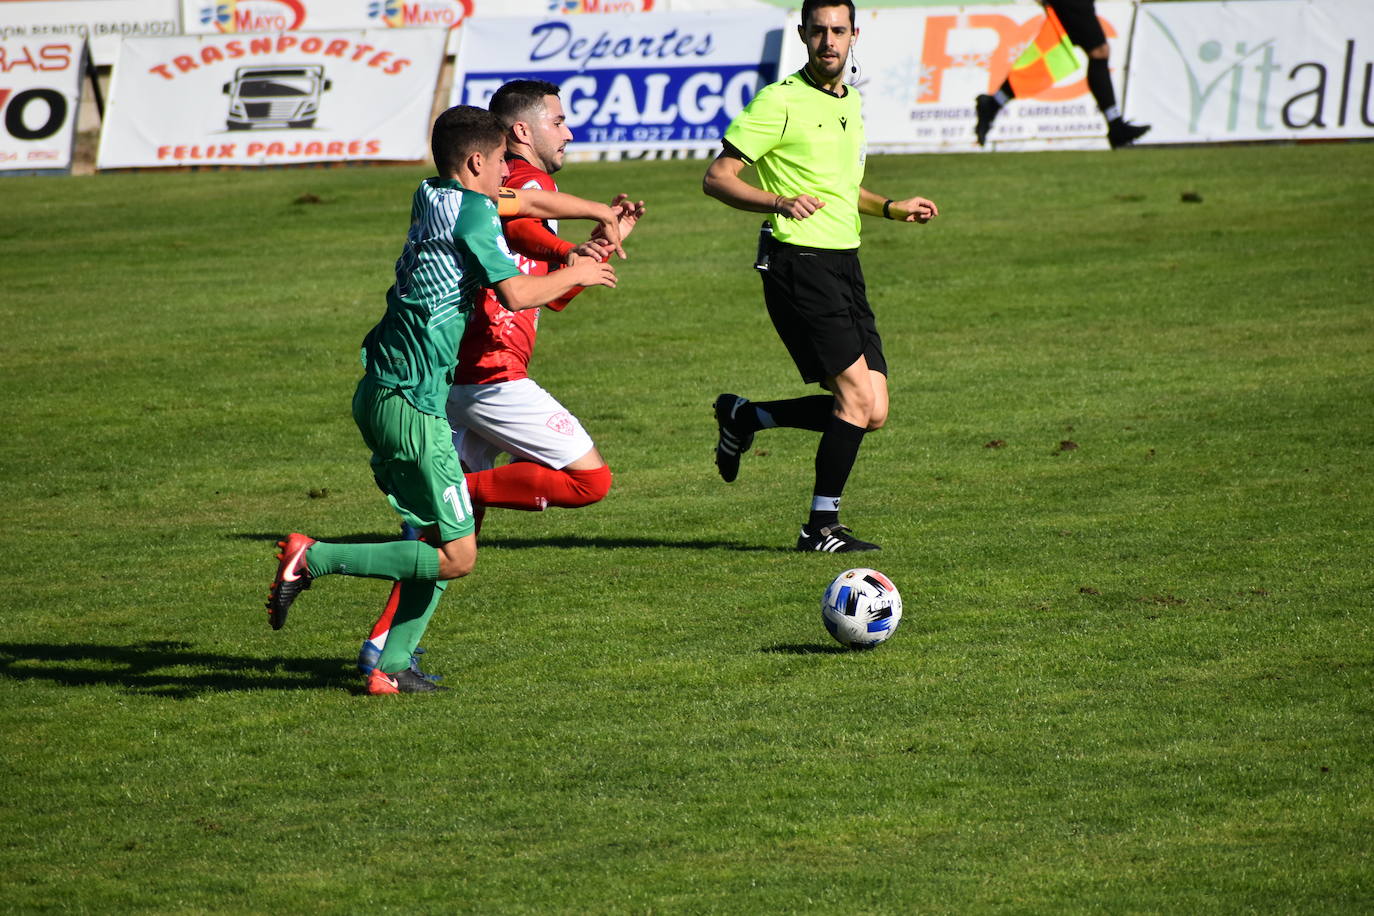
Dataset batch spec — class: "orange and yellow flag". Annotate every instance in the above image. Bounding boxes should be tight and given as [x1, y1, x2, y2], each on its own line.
[1007, 6, 1079, 98]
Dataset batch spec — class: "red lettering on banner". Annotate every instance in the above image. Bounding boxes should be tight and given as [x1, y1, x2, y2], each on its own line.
[146, 37, 418, 80]
[402, 5, 456, 27]
[240, 139, 384, 159]
[157, 144, 239, 160]
[39, 44, 74, 71]
[0, 43, 73, 73]
[0, 89, 9, 110]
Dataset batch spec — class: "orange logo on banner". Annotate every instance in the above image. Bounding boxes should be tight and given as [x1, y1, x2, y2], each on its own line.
[374, 0, 474, 30]
[918, 13, 1116, 102]
[203, 0, 307, 33]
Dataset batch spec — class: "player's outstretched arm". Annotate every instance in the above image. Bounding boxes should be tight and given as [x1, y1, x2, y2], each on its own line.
[703, 151, 823, 220]
[491, 257, 616, 313]
[859, 186, 939, 224]
[499, 187, 625, 258]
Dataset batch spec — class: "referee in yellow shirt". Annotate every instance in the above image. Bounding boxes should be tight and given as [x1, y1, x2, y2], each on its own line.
[703, 0, 939, 553]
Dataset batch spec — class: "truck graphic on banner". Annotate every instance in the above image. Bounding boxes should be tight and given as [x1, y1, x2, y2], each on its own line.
[222, 64, 331, 130]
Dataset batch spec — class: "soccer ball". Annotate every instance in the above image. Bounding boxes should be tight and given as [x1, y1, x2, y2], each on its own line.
[821, 568, 903, 649]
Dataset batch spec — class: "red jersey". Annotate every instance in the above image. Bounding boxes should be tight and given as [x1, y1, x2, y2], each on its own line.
[454, 156, 578, 385]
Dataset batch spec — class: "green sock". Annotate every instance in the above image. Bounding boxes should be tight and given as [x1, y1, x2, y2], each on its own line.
[378, 579, 449, 674]
[304, 540, 441, 581]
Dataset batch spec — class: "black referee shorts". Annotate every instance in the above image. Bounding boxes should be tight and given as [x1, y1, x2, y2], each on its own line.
[1047, 0, 1108, 51]
[758, 234, 887, 386]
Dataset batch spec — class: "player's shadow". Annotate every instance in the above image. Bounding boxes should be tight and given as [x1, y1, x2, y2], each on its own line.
[760, 644, 851, 655]
[0, 641, 355, 699]
[234, 532, 789, 552]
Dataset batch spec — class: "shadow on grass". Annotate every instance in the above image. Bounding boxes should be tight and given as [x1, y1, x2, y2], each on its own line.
[0, 641, 358, 699]
[761, 643, 851, 655]
[233, 532, 791, 552]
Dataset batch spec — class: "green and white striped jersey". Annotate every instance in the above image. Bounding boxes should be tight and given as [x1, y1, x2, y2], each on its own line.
[361, 178, 521, 417]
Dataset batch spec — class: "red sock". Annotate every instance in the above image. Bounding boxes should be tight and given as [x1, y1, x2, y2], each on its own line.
[369, 581, 402, 641]
[465, 463, 612, 511]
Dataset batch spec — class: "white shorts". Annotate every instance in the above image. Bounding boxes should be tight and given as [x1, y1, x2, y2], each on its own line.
[447, 377, 594, 472]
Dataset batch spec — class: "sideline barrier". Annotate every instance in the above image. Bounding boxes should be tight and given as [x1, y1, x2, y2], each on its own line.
[790, 2, 1139, 152]
[0, 36, 87, 172]
[5, 0, 1372, 173]
[96, 29, 448, 168]
[449, 10, 786, 156]
[1126, 0, 1374, 144]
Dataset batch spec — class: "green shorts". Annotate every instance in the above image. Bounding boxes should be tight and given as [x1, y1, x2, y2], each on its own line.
[352, 375, 475, 542]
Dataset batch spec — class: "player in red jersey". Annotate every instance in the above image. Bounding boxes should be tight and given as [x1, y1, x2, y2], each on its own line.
[358, 79, 645, 678]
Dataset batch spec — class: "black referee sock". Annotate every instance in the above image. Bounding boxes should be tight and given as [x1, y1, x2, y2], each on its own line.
[751, 395, 833, 433]
[1086, 57, 1121, 122]
[808, 415, 867, 530]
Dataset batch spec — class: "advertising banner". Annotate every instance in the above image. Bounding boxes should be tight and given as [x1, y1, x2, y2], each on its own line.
[0, 35, 84, 172]
[777, 3, 1138, 152]
[450, 10, 786, 154]
[1127, 0, 1374, 143]
[179, 0, 659, 54]
[96, 28, 447, 168]
[0, 0, 179, 68]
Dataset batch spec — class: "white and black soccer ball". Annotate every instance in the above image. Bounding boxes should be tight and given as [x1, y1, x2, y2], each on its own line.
[821, 568, 903, 649]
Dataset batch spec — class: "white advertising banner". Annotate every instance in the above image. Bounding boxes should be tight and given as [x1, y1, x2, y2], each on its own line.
[449, 11, 786, 153]
[778, 3, 1138, 152]
[96, 29, 447, 168]
[1127, 0, 1374, 143]
[0, 36, 84, 171]
[179, 0, 660, 54]
[0, 0, 179, 68]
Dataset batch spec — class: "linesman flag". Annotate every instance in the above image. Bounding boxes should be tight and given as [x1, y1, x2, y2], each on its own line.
[1007, 6, 1079, 97]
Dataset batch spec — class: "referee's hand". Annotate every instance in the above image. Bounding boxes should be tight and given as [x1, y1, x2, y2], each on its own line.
[776, 194, 825, 220]
[892, 197, 939, 224]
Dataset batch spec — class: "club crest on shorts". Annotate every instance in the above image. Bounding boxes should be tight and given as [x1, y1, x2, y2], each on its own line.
[546, 411, 575, 436]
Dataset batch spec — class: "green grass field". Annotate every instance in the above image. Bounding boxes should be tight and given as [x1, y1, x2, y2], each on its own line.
[2, 142, 1371, 913]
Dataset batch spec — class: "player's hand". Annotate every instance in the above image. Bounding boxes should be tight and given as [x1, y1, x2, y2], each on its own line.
[591, 204, 627, 259]
[569, 240, 615, 263]
[892, 197, 939, 223]
[775, 194, 824, 220]
[592, 194, 646, 247]
[568, 257, 617, 289]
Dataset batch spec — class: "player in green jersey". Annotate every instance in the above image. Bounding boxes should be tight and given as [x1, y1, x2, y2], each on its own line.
[703, 0, 939, 553]
[266, 105, 622, 695]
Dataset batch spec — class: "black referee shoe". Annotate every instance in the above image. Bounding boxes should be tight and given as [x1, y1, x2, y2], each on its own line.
[796, 523, 880, 553]
[1108, 119, 1151, 149]
[713, 393, 754, 483]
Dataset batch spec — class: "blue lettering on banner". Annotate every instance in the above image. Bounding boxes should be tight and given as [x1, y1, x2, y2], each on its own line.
[528, 21, 715, 71]
[460, 65, 772, 143]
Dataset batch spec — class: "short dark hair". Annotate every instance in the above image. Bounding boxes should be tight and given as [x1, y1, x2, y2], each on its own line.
[431, 105, 505, 176]
[800, 0, 855, 28]
[489, 79, 562, 130]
